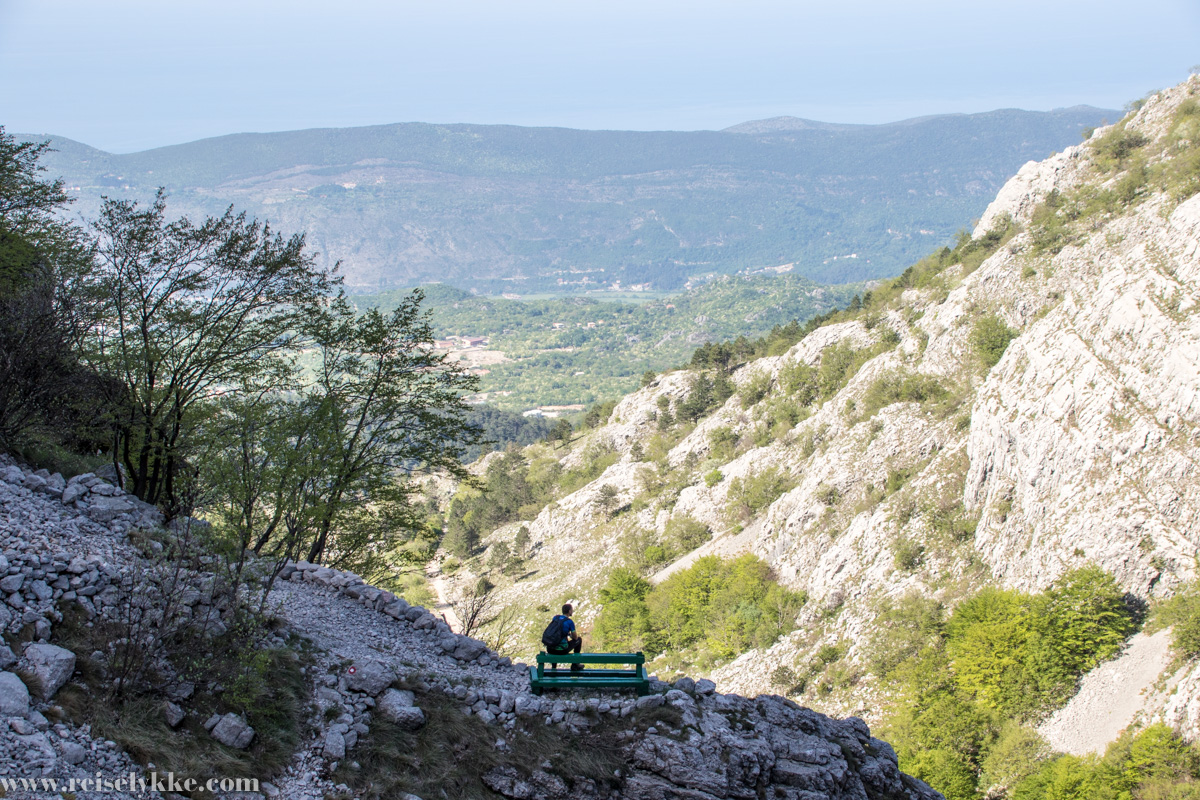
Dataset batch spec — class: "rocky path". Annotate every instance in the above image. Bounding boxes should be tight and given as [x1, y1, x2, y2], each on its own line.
[1039, 628, 1176, 755]
[425, 563, 462, 632]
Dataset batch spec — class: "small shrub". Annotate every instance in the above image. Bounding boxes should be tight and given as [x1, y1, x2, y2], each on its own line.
[704, 469, 723, 487]
[664, 514, 711, 553]
[815, 483, 841, 507]
[727, 467, 795, 519]
[894, 538, 926, 572]
[738, 371, 773, 408]
[862, 370, 948, 416]
[970, 314, 1017, 370]
[708, 426, 738, 461]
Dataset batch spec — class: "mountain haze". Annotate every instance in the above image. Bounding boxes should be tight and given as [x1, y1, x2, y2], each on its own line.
[24, 107, 1114, 292]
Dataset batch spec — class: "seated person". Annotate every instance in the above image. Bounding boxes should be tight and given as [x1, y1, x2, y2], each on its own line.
[545, 603, 583, 671]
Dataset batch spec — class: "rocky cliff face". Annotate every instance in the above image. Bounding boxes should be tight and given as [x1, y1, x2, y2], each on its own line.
[461, 76, 1200, 726]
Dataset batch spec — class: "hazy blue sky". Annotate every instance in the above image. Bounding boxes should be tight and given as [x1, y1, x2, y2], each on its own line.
[1, 0, 1196, 152]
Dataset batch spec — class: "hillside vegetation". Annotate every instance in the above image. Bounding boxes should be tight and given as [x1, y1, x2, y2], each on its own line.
[435, 77, 1200, 800]
[356, 276, 859, 411]
[25, 107, 1113, 291]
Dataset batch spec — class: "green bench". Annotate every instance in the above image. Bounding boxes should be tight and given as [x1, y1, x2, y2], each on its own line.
[529, 652, 650, 696]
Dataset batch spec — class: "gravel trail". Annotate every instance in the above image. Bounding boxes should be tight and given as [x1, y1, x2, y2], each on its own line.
[1039, 628, 1175, 755]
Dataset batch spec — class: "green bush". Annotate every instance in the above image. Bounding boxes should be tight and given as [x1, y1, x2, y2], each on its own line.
[1155, 583, 1200, 659]
[861, 370, 948, 416]
[704, 468, 723, 487]
[893, 538, 926, 572]
[727, 467, 795, 519]
[738, 371, 773, 408]
[595, 554, 804, 663]
[970, 314, 1017, 370]
[664, 514, 711, 553]
[708, 426, 738, 461]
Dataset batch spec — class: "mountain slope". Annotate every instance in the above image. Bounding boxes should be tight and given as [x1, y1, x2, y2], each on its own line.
[443, 76, 1200, 743]
[21, 107, 1113, 291]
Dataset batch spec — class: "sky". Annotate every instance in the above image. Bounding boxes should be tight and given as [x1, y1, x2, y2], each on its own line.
[1, 0, 1197, 153]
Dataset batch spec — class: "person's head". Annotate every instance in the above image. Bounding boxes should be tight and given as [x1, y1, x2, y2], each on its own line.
[562, 603, 573, 617]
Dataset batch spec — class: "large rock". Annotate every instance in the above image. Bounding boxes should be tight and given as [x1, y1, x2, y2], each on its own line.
[377, 688, 425, 729]
[344, 660, 395, 696]
[85, 496, 135, 523]
[210, 713, 255, 749]
[0, 643, 15, 670]
[60, 482, 88, 505]
[323, 730, 346, 759]
[452, 636, 488, 661]
[0, 671, 30, 716]
[24, 643, 76, 699]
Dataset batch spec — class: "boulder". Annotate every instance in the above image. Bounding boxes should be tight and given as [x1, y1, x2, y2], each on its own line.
[452, 636, 488, 661]
[85, 496, 135, 523]
[210, 713, 255, 749]
[24, 643, 76, 699]
[377, 688, 426, 730]
[635, 694, 664, 710]
[323, 730, 346, 759]
[94, 463, 126, 485]
[344, 660, 395, 696]
[164, 701, 185, 728]
[60, 741, 87, 765]
[0, 643, 15, 670]
[674, 676, 696, 693]
[383, 600, 409, 620]
[514, 694, 542, 717]
[695, 679, 717, 695]
[0, 671, 30, 716]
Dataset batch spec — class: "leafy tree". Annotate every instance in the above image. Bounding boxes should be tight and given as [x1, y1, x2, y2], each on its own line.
[0, 128, 103, 453]
[595, 483, 620, 517]
[1155, 582, 1200, 659]
[289, 292, 482, 566]
[664, 514, 711, 553]
[513, 525, 532, 559]
[88, 192, 332, 509]
[945, 588, 1033, 713]
[1025, 565, 1134, 704]
[594, 567, 652, 650]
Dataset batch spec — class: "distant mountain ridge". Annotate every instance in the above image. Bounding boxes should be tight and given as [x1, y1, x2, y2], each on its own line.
[21, 106, 1115, 291]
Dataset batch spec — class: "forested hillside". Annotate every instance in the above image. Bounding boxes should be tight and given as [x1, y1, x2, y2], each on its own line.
[24, 106, 1113, 292]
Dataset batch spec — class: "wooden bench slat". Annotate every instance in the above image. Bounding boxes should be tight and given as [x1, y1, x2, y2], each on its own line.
[535, 652, 644, 665]
[528, 663, 651, 697]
